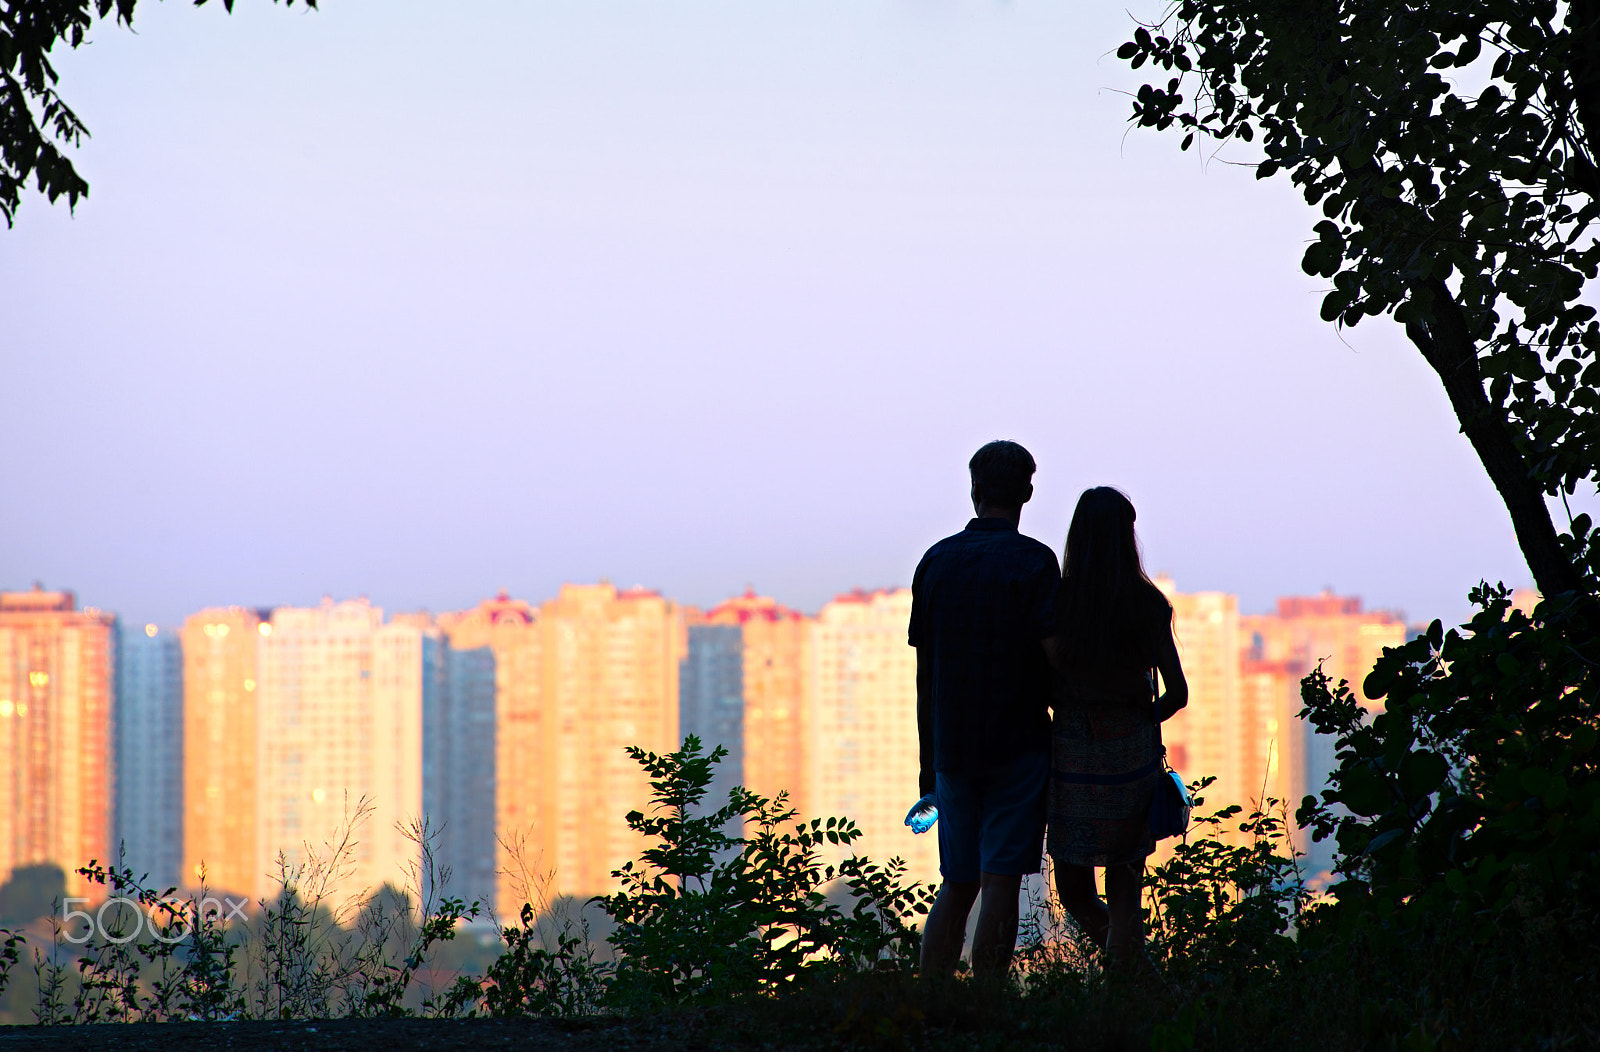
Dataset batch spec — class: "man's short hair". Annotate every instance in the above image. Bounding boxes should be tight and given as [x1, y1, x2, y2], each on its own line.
[969, 440, 1036, 508]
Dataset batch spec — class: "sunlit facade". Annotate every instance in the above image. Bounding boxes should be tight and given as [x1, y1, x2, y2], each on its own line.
[1140, 583, 1409, 871]
[437, 592, 538, 917]
[807, 588, 936, 887]
[534, 584, 683, 900]
[1242, 592, 1408, 711]
[1235, 656, 1302, 821]
[1240, 592, 1408, 873]
[181, 606, 264, 898]
[255, 599, 428, 903]
[0, 587, 115, 900]
[682, 591, 811, 819]
[1153, 578, 1241, 814]
[116, 622, 184, 891]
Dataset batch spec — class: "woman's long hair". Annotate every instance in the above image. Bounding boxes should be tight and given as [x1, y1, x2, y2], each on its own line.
[1058, 487, 1164, 674]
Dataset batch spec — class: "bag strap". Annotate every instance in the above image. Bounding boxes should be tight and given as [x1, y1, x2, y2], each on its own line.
[1151, 664, 1170, 767]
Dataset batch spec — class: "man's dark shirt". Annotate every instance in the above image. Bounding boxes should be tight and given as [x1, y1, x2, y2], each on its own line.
[908, 518, 1059, 794]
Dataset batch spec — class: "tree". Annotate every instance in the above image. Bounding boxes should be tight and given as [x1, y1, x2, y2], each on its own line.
[1118, 0, 1599, 599]
[0, 0, 314, 227]
[0, 862, 66, 925]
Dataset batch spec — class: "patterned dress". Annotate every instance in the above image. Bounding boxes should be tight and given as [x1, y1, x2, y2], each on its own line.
[1047, 670, 1162, 868]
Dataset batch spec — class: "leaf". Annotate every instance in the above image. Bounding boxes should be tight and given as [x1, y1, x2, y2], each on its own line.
[1399, 750, 1449, 799]
[1363, 828, 1406, 855]
[1339, 765, 1393, 817]
[1302, 243, 1326, 276]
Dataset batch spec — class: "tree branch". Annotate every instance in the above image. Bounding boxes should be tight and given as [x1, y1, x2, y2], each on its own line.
[1404, 279, 1588, 598]
[1567, 0, 1600, 180]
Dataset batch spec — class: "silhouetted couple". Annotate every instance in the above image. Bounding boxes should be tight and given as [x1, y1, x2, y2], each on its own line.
[909, 440, 1188, 979]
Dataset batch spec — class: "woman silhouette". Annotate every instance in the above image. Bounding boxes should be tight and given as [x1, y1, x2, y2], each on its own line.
[1045, 487, 1188, 966]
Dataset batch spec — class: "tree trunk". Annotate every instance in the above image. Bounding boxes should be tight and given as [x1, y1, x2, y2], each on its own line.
[1404, 279, 1588, 599]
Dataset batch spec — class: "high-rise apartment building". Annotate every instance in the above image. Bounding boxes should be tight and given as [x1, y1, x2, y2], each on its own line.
[436, 592, 536, 916]
[115, 622, 183, 891]
[1240, 592, 1408, 874]
[1153, 579, 1242, 812]
[1138, 583, 1407, 873]
[1235, 655, 1303, 820]
[681, 591, 810, 818]
[533, 584, 683, 900]
[182, 606, 263, 897]
[807, 589, 936, 886]
[0, 587, 114, 900]
[1241, 592, 1408, 711]
[255, 599, 428, 903]
[679, 620, 745, 816]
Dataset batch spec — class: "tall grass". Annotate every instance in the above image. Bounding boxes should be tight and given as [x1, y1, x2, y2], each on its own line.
[0, 796, 481, 1025]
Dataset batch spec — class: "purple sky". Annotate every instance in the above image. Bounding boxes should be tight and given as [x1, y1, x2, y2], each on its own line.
[0, 1, 1566, 629]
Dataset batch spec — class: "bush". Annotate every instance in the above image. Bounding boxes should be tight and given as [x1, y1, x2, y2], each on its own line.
[597, 735, 935, 1009]
[1285, 582, 1600, 1047]
[1144, 779, 1306, 988]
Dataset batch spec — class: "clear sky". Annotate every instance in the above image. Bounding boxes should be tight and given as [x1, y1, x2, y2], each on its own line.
[0, 0, 1560, 629]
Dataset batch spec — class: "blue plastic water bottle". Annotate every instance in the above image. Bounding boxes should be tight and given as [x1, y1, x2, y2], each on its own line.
[904, 794, 938, 834]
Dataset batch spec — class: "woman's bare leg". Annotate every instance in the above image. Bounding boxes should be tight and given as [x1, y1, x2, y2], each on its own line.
[1103, 860, 1145, 966]
[1052, 862, 1109, 951]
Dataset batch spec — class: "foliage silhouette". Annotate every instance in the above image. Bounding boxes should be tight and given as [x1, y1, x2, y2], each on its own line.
[1284, 583, 1599, 1046]
[0, 864, 66, 926]
[0, 0, 316, 226]
[597, 735, 935, 1009]
[1298, 584, 1599, 913]
[1116, 0, 1600, 599]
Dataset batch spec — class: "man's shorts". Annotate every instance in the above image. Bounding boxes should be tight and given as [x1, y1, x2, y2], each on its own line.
[934, 751, 1049, 882]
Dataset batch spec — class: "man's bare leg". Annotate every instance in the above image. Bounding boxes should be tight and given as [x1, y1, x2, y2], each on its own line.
[970, 871, 1023, 981]
[920, 879, 980, 977]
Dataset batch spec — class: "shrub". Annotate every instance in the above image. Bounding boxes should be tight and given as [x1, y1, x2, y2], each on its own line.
[1288, 582, 1600, 1047]
[597, 735, 936, 1009]
[1144, 780, 1306, 987]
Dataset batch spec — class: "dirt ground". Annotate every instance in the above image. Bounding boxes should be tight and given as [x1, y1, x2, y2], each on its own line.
[0, 1018, 723, 1052]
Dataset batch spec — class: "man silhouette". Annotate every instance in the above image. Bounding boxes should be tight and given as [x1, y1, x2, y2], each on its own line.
[908, 440, 1058, 979]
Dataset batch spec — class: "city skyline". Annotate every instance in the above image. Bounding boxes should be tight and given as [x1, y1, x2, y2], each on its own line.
[0, 573, 1441, 913]
[1, 2, 1563, 638]
[4, 573, 1425, 640]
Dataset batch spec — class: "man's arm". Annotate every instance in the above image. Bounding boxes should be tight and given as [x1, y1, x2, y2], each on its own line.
[916, 645, 935, 798]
